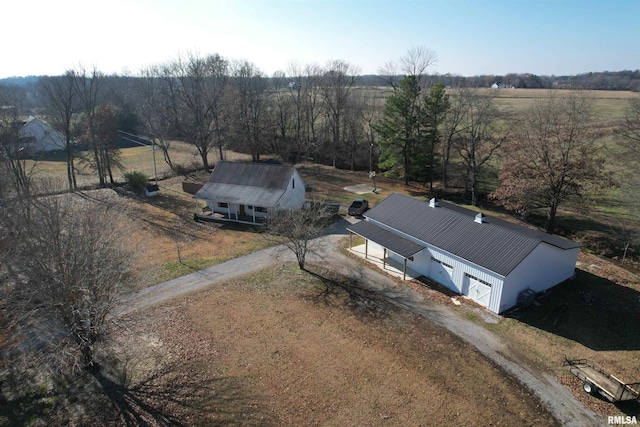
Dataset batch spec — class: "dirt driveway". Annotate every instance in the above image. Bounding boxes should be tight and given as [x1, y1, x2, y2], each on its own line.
[118, 217, 603, 427]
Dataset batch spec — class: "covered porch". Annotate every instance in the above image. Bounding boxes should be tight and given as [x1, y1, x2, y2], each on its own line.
[194, 199, 268, 226]
[347, 221, 424, 281]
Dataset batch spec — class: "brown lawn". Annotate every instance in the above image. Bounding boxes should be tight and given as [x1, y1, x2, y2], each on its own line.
[117, 265, 558, 426]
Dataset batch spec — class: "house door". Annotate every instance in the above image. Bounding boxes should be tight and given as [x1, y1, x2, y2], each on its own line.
[239, 205, 246, 217]
[463, 275, 492, 307]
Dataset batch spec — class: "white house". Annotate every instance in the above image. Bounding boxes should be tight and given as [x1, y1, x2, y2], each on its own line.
[347, 193, 581, 314]
[193, 161, 306, 225]
[19, 117, 66, 153]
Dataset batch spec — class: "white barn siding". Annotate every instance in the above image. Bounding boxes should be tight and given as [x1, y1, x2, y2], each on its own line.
[365, 218, 507, 313]
[356, 194, 580, 314]
[500, 244, 579, 313]
[418, 247, 504, 312]
[275, 170, 305, 210]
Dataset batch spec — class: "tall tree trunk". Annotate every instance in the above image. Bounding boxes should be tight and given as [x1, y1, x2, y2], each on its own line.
[199, 145, 209, 170]
[545, 199, 558, 232]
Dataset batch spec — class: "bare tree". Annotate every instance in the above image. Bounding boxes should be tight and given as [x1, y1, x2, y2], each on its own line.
[270, 70, 294, 160]
[490, 92, 609, 231]
[343, 91, 369, 171]
[615, 96, 640, 163]
[163, 53, 229, 169]
[1, 187, 136, 370]
[0, 85, 32, 196]
[301, 64, 324, 161]
[379, 46, 437, 89]
[440, 85, 471, 188]
[264, 203, 333, 269]
[39, 71, 79, 190]
[73, 66, 110, 186]
[361, 90, 383, 173]
[400, 46, 438, 86]
[229, 60, 270, 162]
[454, 90, 508, 206]
[319, 60, 360, 167]
[133, 66, 178, 171]
[91, 103, 122, 184]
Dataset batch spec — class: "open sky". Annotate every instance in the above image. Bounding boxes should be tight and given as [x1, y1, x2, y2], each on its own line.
[3, 0, 638, 78]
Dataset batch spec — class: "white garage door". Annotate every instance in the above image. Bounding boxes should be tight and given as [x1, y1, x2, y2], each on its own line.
[430, 257, 455, 290]
[464, 274, 492, 307]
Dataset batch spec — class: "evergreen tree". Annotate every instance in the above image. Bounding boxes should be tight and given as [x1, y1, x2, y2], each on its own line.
[374, 75, 426, 184]
[421, 83, 450, 190]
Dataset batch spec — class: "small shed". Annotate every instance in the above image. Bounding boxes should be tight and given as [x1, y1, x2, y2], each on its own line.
[145, 184, 159, 197]
[347, 193, 581, 314]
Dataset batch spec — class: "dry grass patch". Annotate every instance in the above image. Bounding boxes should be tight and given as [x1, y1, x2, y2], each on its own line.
[481, 251, 640, 418]
[117, 265, 558, 426]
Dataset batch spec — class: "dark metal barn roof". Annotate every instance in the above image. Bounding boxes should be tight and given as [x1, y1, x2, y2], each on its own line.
[347, 220, 426, 258]
[363, 193, 581, 276]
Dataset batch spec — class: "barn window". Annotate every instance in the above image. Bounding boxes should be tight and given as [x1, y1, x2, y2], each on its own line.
[464, 273, 492, 287]
[431, 257, 452, 269]
[218, 202, 229, 208]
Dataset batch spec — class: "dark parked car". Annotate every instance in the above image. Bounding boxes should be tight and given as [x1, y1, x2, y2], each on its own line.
[348, 198, 369, 216]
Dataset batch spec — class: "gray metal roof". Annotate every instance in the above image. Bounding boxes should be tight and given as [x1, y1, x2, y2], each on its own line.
[193, 161, 296, 207]
[364, 193, 581, 276]
[347, 220, 426, 258]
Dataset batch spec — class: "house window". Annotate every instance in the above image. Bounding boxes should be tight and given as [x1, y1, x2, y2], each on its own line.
[248, 205, 253, 210]
[431, 257, 452, 269]
[218, 202, 229, 208]
[464, 273, 492, 287]
[255, 207, 268, 213]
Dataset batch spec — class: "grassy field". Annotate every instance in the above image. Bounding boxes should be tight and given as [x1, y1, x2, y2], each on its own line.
[27, 141, 253, 188]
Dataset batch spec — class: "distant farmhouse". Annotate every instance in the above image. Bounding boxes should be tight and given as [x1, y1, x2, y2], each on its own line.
[194, 161, 305, 225]
[348, 193, 581, 314]
[19, 117, 65, 153]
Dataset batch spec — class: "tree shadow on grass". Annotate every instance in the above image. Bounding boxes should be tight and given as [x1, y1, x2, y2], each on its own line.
[303, 266, 400, 320]
[507, 269, 640, 352]
[93, 361, 276, 427]
[1, 360, 276, 426]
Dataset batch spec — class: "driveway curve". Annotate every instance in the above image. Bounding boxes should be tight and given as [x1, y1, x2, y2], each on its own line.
[117, 217, 602, 427]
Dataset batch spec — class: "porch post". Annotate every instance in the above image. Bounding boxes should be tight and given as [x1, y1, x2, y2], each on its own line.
[349, 232, 352, 249]
[403, 258, 407, 281]
[383, 248, 387, 269]
[365, 239, 368, 259]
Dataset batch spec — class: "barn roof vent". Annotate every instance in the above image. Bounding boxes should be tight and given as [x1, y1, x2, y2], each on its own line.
[475, 212, 486, 224]
[429, 197, 439, 208]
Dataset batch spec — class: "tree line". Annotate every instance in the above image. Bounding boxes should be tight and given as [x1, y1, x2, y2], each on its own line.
[1, 49, 639, 235]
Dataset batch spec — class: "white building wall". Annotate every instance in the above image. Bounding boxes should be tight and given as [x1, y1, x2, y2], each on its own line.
[363, 218, 579, 314]
[500, 244, 579, 313]
[417, 247, 504, 313]
[275, 170, 306, 210]
[364, 218, 505, 313]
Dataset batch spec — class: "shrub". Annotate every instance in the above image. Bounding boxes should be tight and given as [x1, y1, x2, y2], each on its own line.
[124, 171, 149, 191]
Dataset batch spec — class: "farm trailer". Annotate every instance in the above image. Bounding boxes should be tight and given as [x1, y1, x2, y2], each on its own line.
[563, 357, 640, 403]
